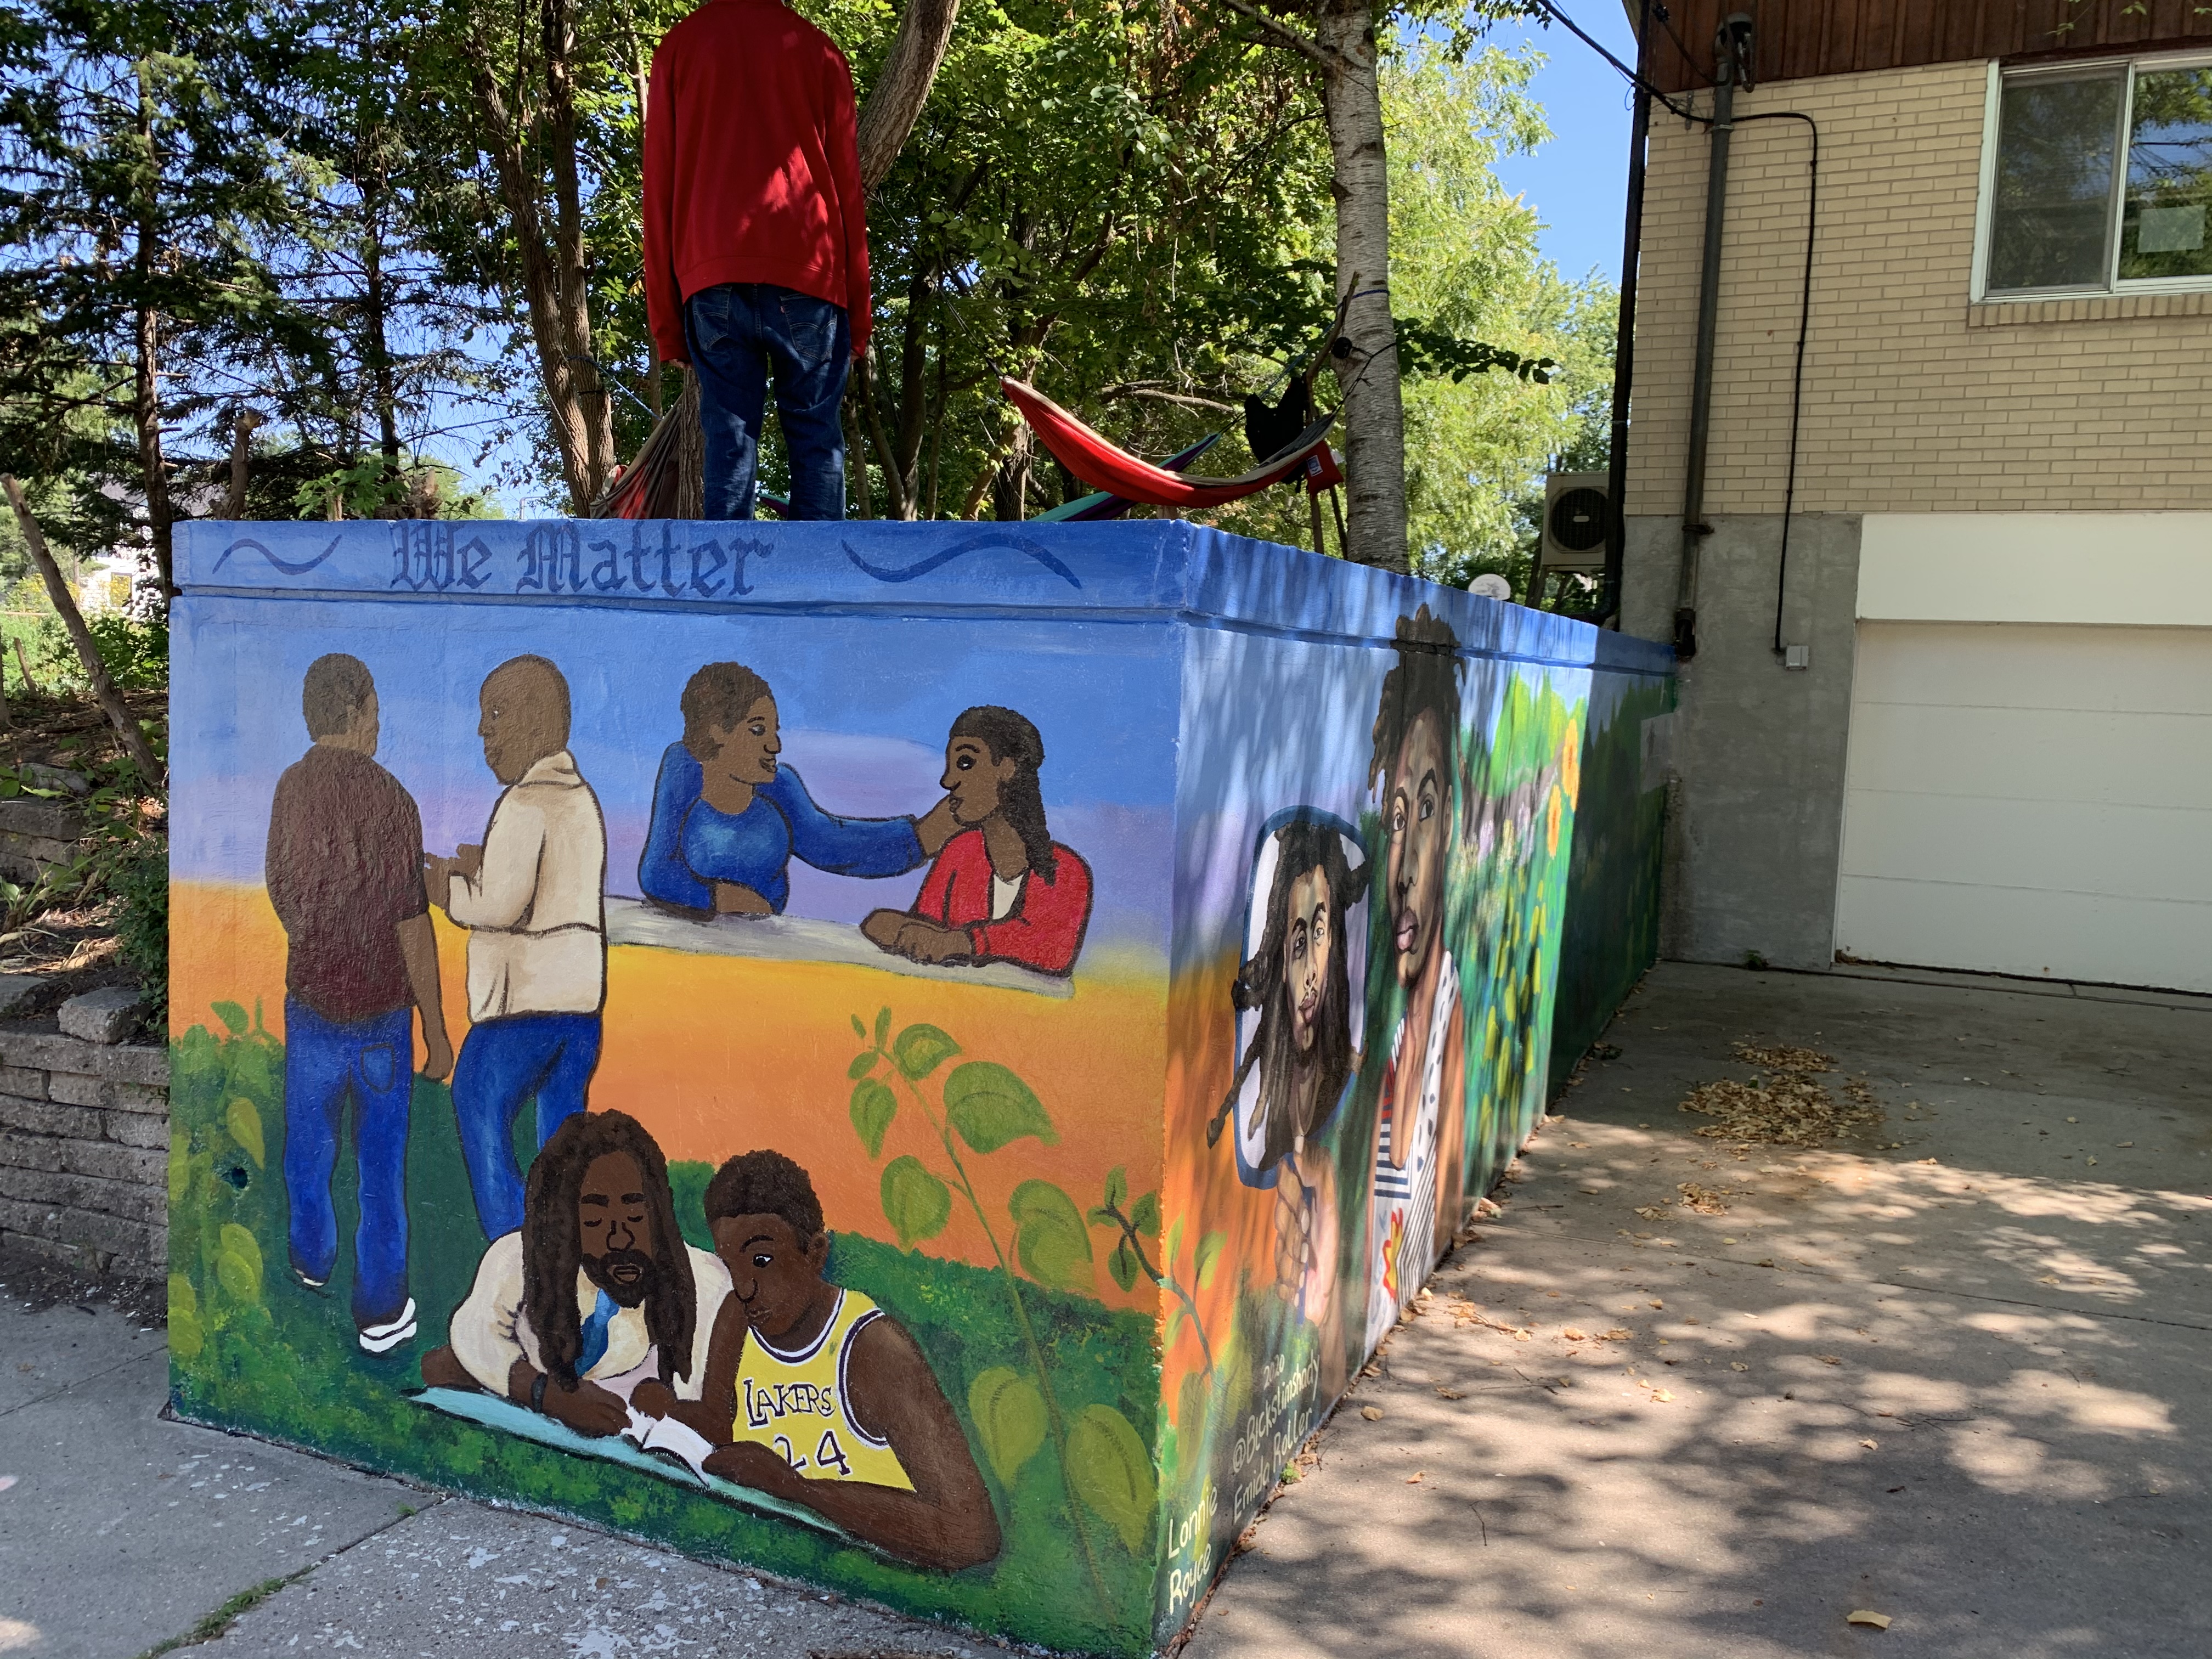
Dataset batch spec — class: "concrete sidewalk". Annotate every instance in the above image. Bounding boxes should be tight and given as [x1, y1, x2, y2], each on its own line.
[0, 1258, 983, 1659]
[5, 960, 2206, 1657]
[1185, 961, 2212, 1659]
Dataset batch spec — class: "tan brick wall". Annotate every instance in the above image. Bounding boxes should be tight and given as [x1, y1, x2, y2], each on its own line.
[1626, 60, 2212, 516]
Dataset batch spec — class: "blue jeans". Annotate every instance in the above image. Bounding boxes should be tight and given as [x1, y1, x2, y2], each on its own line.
[283, 998, 414, 1329]
[452, 1012, 602, 1239]
[684, 283, 849, 521]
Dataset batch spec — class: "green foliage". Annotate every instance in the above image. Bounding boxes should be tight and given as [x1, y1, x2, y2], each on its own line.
[879, 1153, 952, 1246]
[1066, 1402, 1156, 1554]
[844, 1006, 1153, 1606]
[1193, 1228, 1226, 1291]
[968, 1365, 1047, 1485]
[1008, 1180, 1092, 1293]
[224, 1096, 264, 1167]
[848, 1076, 898, 1158]
[168, 1018, 1160, 1654]
[86, 613, 168, 691]
[943, 1060, 1055, 1153]
[1374, 44, 1621, 587]
[890, 1022, 960, 1080]
[1545, 676, 1673, 1091]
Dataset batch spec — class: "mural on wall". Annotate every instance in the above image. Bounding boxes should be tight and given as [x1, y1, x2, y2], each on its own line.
[167, 520, 1671, 1657]
[1148, 590, 1652, 1636]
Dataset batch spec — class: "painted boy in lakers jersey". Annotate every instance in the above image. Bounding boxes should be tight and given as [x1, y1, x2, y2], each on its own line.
[636, 1148, 1001, 1571]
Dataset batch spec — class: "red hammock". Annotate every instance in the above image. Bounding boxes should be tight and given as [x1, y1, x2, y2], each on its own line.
[1001, 377, 1337, 510]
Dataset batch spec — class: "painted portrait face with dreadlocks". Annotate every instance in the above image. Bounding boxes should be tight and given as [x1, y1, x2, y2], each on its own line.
[522, 1111, 697, 1392]
[1210, 815, 1365, 1176]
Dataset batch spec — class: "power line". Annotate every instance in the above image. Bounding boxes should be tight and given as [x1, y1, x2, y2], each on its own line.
[1523, 0, 1711, 123]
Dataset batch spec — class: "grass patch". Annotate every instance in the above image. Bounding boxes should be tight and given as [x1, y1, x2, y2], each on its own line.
[134, 1571, 301, 1658]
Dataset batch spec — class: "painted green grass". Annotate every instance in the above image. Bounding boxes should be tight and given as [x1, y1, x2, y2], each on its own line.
[166, 1012, 1158, 1657]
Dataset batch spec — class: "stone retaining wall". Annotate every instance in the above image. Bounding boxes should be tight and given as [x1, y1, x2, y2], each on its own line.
[0, 1029, 168, 1276]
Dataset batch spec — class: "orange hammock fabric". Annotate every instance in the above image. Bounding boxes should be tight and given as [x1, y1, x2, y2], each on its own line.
[1001, 377, 1337, 509]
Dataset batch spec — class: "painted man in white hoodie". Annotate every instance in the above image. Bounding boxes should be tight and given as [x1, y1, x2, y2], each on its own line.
[428, 655, 608, 1240]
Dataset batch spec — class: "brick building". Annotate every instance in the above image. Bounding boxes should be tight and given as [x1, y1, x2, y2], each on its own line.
[1619, 0, 2212, 992]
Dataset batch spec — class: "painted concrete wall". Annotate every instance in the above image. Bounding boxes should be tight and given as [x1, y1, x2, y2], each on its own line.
[166, 520, 1670, 1655]
[1622, 513, 1861, 970]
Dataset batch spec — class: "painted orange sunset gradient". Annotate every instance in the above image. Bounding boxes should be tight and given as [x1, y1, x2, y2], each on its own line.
[173, 882, 1166, 1317]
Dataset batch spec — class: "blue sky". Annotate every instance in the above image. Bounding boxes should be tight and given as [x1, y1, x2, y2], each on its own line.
[1491, 1, 1641, 285]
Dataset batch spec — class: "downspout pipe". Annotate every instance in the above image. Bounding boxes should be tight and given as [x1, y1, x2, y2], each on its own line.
[1599, 0, 1652, 631]
[1673, 14, 1754, 661]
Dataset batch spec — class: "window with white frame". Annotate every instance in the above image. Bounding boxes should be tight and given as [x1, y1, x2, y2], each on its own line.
[1979, 57, 2212, 296]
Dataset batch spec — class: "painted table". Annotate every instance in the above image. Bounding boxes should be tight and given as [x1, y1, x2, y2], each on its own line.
[167, 517, 1672, 1655]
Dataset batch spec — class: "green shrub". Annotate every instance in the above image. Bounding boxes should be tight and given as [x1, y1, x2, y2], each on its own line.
[110, 838, 168, 1017]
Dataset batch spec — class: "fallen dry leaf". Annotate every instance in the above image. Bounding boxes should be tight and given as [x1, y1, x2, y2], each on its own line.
[1511, 1328, 1532, 1342]
[1634, 1204, 1673, 1220]
[1405, 1470, 1425, 1484]
[1673, 1042, 1880, 1147]
[1650, 1388, 1674, 1402]
[1677, 1182, 1730, 1214]
[1649, 1300, 1663, 1310]
[1604, 1328, 1633, 1341]
[1819, 1355, 1842, 1365]
[1359, 1406, 1384, 1421]
[1561, 1326, 1588, 1341]
[1861, 1438, 1878, 1449]
[1846, 1610, 1892, 1630]
[1436, 1388, 1465, 1400]
[1730, 1361, 1749, 1371]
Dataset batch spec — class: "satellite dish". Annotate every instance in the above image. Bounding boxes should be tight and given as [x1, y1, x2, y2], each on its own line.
[1469, 573, 1512, 601]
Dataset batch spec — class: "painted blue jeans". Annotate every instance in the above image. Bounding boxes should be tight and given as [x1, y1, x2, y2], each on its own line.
[684, 283, 850, 522]
[452, 1012, 602, 1240]
[283, 997, 414, 1330]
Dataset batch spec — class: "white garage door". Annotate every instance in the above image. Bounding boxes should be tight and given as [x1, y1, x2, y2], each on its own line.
[1836, 622, 2212, 994]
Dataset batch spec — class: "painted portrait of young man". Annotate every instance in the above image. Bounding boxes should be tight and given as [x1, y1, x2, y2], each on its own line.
[1362, 606, 1469, 1352]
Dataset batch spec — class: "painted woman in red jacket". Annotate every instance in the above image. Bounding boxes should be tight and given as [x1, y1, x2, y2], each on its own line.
[861, 707, 1092, 978]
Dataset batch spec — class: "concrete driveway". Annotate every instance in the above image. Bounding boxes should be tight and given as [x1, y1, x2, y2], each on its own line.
[1185, 961, 2212, 1659]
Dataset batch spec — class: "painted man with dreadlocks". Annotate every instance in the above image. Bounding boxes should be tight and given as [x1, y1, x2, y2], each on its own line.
[423, 1111, 730, 1437]
[1206, 814, 1365, 1400]
[862, 706, 1093, 977]
[1364, 606, 1470, 1353]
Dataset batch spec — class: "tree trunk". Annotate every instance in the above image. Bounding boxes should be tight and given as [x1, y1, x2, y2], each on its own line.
[132, 67, 175, 600]
[222, 410, 262, 520]
[1315, 2, 1407, 573]
[462, 21, 611, 515]
[362, 176, 401, 507]
[855, 0, 962, 190]
[542, 0, 617, 505]
[991, 424, 1032, 522]
[2, 477, 166, 788]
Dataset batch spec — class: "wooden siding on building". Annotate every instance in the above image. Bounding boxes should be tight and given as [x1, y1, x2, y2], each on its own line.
[1644, 0, 2212, 94]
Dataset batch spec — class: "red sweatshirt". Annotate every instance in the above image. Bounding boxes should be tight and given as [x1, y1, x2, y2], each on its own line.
[642, 0, 871, 364]
[913, 831, 1094, 978]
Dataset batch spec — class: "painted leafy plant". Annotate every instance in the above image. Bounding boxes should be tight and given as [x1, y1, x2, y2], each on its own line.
[845, 1008, 1156, 1595]
[168, 1000, 281, 1364]
[1089, 1167, 1223, 1377]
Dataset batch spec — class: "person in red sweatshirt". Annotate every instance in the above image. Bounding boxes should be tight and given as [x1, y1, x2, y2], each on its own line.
[861, 707, 1094, 978]
[642, 0, 870, 521]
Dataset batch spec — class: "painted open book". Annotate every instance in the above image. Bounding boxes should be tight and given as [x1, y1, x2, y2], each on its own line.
[411, 1387, 864, 1547]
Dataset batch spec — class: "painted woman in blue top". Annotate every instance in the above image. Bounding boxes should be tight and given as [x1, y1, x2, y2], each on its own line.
[639, 662, 956, 916]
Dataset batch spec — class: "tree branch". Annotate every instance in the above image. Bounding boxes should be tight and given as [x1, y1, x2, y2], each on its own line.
[1100, 386, 1240, 414]
[1215, 0, 1333, 70]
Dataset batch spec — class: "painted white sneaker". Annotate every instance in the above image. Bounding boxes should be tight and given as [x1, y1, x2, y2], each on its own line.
[295, 1268, 328, 1290]
[357, 1299, 417, 1355]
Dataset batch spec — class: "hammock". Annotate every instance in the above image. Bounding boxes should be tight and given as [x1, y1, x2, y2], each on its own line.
[1030, 433, 1220, 522]
[1001, 378, 1337, 510]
